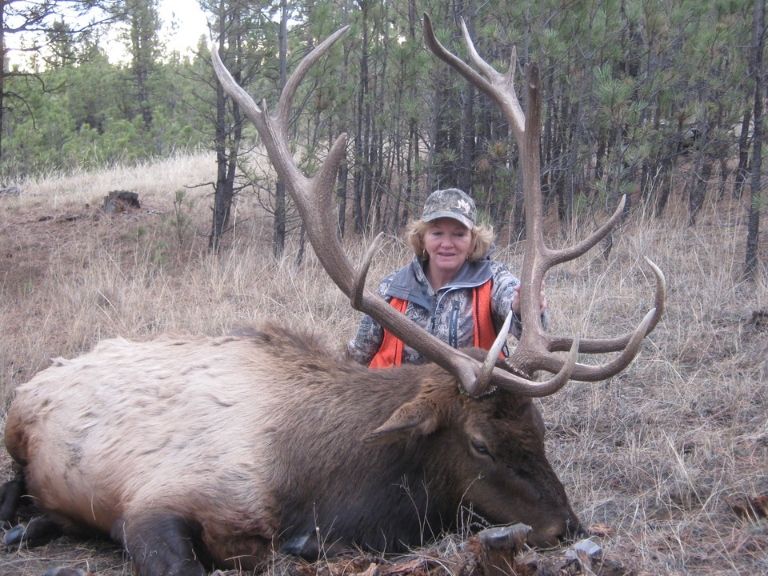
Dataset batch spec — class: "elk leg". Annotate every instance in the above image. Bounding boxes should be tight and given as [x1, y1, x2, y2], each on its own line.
[112, 512, 211, 576]
[4, 516, 64, 548]
[0, 471, 25, 523]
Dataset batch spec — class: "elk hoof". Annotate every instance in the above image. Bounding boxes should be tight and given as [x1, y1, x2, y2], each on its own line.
[3, 516, 64, 548]
[282, 533, 316, 558]
[3, 524, 25, 547]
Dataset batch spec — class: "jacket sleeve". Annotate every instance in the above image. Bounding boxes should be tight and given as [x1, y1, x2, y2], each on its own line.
[346, 272, 395, 364]
[489, 260, 550, 340]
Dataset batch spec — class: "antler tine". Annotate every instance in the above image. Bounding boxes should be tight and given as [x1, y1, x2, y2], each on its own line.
[458, 18, 498, 79]
[212, 28, 356, 294]
[276, 27, 350, 124]
[548, 257, 666, 355]
[476, 311, 515, 389]
[540, 307, 657, 381]
[458, 19, 526, 138]
[546, 196, 626, 267]
[423, 13, 525, 138]
[351, 233, 386, 310]
[211, 45, 263, 123]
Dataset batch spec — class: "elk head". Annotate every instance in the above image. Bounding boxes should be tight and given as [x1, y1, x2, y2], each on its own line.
[211, 17, 664, 398]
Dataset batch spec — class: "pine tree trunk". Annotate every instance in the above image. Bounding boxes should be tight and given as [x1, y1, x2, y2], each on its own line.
[744, 0, 765, 280]
[273, 0, 289, 260]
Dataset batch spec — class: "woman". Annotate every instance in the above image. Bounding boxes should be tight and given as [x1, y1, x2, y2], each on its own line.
[348, 188, 548, 367]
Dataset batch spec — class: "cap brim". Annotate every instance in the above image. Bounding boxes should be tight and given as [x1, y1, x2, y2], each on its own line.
[423, 210, 474, 229]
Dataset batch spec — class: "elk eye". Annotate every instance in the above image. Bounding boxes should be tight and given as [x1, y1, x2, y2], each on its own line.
[471, 438, 490, 456]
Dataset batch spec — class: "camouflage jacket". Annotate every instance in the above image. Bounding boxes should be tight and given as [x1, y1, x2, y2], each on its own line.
[347, 255, 549, 365]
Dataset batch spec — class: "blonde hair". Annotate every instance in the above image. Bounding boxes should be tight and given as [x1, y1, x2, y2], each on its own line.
[405, 219, 495, 262]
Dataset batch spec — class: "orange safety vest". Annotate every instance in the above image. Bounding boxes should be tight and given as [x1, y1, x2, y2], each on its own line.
[369, 280, 500, 368]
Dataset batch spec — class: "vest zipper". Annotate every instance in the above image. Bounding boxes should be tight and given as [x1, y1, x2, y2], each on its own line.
[449, 300, 460, 348]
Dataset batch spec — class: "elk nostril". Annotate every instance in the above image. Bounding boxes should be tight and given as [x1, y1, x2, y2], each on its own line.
[560, 519, 586, 543]
[542, 517, 584, 546]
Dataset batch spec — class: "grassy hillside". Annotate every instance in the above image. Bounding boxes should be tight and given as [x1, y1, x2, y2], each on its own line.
[0, 153, 766, 575]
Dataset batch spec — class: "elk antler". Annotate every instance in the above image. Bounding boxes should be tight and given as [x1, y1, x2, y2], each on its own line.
[212, 28, 580, 397]
[423, 14, 665, 394]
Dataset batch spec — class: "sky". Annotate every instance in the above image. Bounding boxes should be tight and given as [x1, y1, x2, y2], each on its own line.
[157, 0, 210, 56]
[6, 1, 210, 67]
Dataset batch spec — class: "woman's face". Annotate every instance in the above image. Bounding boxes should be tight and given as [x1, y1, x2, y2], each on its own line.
[423, 218, 473, 278]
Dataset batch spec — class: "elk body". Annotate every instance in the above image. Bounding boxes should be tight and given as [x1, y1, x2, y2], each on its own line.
[2, 325, 580, 575]
[1, 16, 664, 576]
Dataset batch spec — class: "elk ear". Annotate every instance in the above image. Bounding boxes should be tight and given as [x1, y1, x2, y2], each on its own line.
[363, 397, 441, 444]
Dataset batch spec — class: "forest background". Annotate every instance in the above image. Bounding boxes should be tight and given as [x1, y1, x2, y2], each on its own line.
[1, 0, 765, 275]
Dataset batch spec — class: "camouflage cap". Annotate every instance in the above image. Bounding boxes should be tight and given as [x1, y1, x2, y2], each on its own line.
[422, 188, 476, 229]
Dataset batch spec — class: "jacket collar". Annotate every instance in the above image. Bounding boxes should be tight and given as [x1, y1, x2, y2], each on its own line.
[385, 256, 494, 310]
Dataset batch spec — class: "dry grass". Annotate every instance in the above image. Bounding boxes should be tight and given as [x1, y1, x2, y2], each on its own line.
[0, 152, 767, 575]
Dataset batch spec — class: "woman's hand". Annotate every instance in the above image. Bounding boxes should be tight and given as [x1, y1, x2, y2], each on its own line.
[512, 282, 547, 315]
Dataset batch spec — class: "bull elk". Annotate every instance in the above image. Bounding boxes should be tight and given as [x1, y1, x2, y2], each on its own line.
[0, 16, 664, 576]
